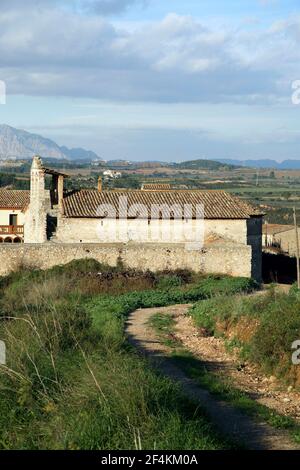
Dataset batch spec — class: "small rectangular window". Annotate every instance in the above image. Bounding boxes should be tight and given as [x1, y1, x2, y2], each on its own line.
[9, 214, 18, 226]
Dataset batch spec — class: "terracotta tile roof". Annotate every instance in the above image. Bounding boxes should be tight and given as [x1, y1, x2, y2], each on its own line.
[0, 190, 30, 210]
[62, 189, 263, 219]
[262, 224, 294, 235]
[142, 183, 172, 191]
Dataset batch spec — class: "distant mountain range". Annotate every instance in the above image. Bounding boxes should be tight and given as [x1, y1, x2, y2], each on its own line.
[59, 146, 99, 161]
[1, 124, 300, 169]
[0, 124, 101, 161]
[210, 158, 300, 170]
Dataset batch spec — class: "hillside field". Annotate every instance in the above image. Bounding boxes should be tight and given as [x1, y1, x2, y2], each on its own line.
[0, 260, 255, 450]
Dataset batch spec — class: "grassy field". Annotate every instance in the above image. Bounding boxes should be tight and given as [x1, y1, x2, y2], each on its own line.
[0, 260, 256, 450]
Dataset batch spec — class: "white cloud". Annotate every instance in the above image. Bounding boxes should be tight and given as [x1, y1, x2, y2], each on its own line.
[0, 5, 299, 104]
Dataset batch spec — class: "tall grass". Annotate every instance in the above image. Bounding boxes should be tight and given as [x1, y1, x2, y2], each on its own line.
[0, 260, 255, 449]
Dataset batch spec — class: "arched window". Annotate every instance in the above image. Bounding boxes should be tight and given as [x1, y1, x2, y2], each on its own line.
[13, 237, 22, 243]
[4, 237, 12, 243]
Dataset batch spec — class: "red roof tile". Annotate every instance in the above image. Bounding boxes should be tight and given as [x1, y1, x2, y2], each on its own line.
[62, 189, 263, 219]
[0, 190, 30, 210]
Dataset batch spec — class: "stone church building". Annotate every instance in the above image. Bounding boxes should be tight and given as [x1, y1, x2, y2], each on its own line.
[0, 156, 263, 281]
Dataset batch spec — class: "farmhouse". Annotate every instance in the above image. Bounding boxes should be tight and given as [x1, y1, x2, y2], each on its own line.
[103, 170, 122, 179]
[0, 156, 264, 281]
[0, 189, 30, 242]
[263, 223, 299, 257]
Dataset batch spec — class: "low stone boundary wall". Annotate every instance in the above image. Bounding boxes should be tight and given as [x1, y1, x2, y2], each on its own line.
[0, 242, 253, 279]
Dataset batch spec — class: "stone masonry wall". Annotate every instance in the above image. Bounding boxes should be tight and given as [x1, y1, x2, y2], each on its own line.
[55, 217, 247, 244]
[0, 242, 254, 280]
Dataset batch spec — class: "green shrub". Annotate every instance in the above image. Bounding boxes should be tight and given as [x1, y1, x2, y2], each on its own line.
[249, 294, 300, 376]
[189, 297, 227, 335]
[155, 275, 182, 290]
[190, 290, 268, 335]
[289, 283, 300, 299]
[193, 276, 258, 298]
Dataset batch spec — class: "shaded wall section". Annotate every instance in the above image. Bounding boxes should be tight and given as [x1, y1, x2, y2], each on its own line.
[247, 217, 263, 283]
[262, 252, 297, 284]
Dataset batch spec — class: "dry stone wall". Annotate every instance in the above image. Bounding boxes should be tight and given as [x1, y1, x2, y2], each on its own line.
[0, 242, 255, 280]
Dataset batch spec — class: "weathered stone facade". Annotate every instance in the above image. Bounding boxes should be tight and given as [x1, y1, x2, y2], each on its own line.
[0, 242, 253, 279]
[56, 217, 249, 244]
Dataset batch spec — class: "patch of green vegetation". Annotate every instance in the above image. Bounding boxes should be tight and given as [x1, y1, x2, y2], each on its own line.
[189, 290, 265, 336]
[0, 171, 30, 189]
[249, 291, 300, 377]
[224, 338, 244, 354]
[154, 275, 183, 290]
[0, 263, 253, 449]
[88, 275, 257, 347]
[149, 312, 176, 333]
[148, 313, 178, 348]
[174, 159, 237, 171]
[0, 261, 200, 313]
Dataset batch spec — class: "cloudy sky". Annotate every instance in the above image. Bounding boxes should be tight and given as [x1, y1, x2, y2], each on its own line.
[0, 0, 300, 161]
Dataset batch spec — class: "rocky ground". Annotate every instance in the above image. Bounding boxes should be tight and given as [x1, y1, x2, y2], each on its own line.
[126, 303, 300, 450]
[174, 312, 300, 421]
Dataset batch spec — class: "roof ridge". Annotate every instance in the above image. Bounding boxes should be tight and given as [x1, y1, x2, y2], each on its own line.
[76, 188, 231, 194]
[62, 189, 263, 219]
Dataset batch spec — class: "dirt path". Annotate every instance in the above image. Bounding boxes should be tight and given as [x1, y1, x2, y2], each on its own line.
[126, 304, 300, 450]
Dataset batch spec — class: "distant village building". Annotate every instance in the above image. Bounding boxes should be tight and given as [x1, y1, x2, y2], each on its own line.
[103, 170, 122, 179]
[263, 223, 299, 257]
[0, 156, 264, 281]
[0, 190, 29, 242]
